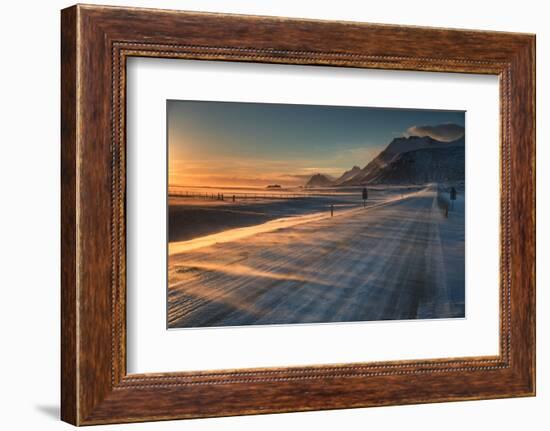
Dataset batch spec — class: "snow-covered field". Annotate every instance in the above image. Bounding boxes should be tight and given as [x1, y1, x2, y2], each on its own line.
[167, 184, 465, 328]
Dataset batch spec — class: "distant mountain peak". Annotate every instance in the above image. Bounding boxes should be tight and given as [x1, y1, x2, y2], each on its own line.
[385, 135, 439, 155]
[340, 135, 465, 186]
[333, 165, 362, 185]
[303, 125, 465, 188]
[305, 173, 334, 188]
[366, 146, 465, 184]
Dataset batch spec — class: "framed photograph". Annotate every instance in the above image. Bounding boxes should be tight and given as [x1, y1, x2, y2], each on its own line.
[61, 4, 536, 425]
[165, 101, 467, 329]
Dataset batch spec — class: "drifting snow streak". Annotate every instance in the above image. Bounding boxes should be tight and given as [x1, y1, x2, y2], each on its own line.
[169, 190, 422, 254]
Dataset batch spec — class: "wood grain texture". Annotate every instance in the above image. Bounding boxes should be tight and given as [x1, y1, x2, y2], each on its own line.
[60, 5, 78, 425]
[60, 4, 536, 425]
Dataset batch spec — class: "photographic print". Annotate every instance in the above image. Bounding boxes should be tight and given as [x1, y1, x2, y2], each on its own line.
[167, 101, 465, 328]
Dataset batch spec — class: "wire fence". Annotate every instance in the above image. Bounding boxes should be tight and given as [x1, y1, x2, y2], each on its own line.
[168, 187, 348, 201]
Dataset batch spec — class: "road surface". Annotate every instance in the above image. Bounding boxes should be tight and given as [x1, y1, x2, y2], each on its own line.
[167, 185, 465, 328]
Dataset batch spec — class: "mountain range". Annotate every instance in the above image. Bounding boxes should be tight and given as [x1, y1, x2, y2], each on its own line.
[304, 134, 465, 187]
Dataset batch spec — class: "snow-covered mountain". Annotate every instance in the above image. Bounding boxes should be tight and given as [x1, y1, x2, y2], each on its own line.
[302, 133, 465, 187]
[341, 135, 465, 185]
[365, 145, 464, 184]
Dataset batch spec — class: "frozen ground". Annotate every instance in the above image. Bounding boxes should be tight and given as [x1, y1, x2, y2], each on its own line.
[167, 184, 465, 328]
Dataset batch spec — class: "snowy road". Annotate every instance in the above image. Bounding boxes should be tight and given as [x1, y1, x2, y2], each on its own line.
[167, 185, 465, 328]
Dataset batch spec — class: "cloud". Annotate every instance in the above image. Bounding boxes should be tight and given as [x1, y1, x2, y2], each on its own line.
[406, 123, 464, 142]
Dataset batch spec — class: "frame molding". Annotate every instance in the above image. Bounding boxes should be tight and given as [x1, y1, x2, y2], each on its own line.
[61, 4, 535, 425]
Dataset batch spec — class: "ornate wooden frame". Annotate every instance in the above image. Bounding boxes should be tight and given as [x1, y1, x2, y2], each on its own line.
[61, 4, 535, 425]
